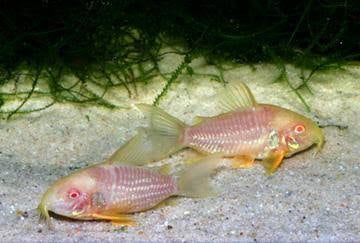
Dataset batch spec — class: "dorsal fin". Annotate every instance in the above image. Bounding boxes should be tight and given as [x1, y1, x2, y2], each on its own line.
[218, 81, 257, 112]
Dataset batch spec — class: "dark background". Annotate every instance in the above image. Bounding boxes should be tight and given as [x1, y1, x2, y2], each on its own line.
[1, 0, 358, 70]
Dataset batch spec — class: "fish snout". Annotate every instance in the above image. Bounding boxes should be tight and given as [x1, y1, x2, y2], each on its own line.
[38, 185, 61, 224]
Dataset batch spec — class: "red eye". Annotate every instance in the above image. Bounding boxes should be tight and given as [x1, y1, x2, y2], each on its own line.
[68, 189, 80, 199]
[294, 125, 305, 134]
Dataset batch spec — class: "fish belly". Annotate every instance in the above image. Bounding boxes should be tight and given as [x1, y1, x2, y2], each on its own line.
[89, 165, 178, 213]
[184, 107, 272, 156]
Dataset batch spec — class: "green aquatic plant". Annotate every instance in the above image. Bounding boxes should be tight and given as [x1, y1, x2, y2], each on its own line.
[153, 52, 194, 106]
[0, 0, 358, 118]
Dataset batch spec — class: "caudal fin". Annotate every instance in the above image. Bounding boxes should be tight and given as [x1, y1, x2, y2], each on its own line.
[106, 128, 157, 165]
[107, 104, 186, 165]
[176, 155, 223, 198]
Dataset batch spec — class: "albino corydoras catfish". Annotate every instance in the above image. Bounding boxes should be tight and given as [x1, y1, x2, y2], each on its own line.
[107, 81, 324, 174]
[38, 157, 219, 226]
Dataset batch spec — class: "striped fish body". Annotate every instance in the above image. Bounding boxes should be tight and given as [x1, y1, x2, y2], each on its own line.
[183, 105, 276, 158]
[87, 164, 178, 214]
[38, 156, 217, 224]
[106, 81, 324, 175]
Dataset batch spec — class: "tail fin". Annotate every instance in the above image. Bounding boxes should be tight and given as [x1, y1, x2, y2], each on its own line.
[106, 128, 155, 165]
[176, 155, 223, 198]
[136, 104, 186, 137]
[107, 104, 186, 165]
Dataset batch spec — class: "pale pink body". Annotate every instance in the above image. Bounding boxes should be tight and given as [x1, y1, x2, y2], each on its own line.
[183, 105, 276, 158]
[86, 164, 178, 214]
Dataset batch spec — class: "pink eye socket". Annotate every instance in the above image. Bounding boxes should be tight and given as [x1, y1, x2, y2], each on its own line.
[294, 125, 305, 134]
[68, 189, 80, 199]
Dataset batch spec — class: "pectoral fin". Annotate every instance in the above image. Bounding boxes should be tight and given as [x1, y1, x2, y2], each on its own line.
[91, 213, 136, 227]
[262, 150, 286, 175]
[230, 155, 255, 169]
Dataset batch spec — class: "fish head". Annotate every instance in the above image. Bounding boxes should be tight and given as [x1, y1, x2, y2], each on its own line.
[272, 108, 325, 157]
[38, 168, 97, 223]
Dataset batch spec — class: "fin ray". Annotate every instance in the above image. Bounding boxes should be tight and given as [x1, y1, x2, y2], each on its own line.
[91, 213, 136, 226]
[230, 155, 255, 169]
[136, 104, 186, 135]
[108, 104, 187, 165]
[262, 150, 286, 175]
[177, 155, 223, 198]
[107, 128, 182, 165]
[218, 82, 256, 112]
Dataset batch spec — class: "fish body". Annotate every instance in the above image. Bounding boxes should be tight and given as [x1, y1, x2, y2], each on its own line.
[38, 158, 219, 225]
[108, 82, 324, 174]
[89, 165, 178, 213]
[183, 105, 273, 158]
[183, 104, 321, 159]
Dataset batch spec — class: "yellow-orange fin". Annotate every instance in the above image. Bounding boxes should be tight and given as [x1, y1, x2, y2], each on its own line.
[261, 150, 286, 175]
[230, 155, 255, 169]
[111, 220, 136, 227]
[91, 213, 137, 227]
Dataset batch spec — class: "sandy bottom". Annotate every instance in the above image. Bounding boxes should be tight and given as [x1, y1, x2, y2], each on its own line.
[0, 59, 359, 242]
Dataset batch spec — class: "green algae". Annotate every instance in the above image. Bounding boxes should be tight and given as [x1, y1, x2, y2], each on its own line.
[0, 0, 358, 118]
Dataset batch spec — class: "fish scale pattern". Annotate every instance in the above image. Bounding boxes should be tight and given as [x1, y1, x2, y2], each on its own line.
[88, 165, 178, 213]
[185, 107, 273, 156]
